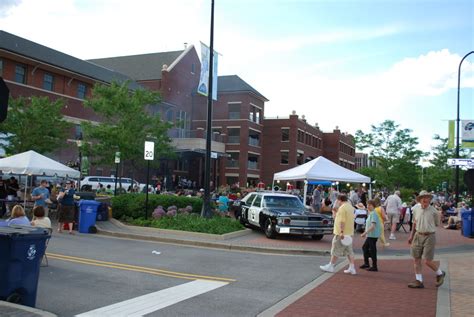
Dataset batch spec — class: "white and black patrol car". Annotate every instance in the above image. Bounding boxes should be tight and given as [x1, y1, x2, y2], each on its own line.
[239, 192, 333, 240]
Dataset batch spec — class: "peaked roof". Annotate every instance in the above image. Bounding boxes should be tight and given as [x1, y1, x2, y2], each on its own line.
[218, 75, 268, 101]
[274, 156, 370, 183]
[0, 150, 80, 178]
[88, 50, 185, 81]
[0, 30, 141, 90]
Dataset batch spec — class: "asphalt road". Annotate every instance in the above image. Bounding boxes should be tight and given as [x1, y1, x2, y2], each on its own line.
[35, 232, 329, 316]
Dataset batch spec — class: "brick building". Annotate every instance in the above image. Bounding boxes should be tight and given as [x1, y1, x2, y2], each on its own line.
[262, 112, 324, 187]
[0, 30, 355, 189]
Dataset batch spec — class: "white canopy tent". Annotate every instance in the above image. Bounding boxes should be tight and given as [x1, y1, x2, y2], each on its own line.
[0, 150, 80, 205]
[273, 156, 371, 205]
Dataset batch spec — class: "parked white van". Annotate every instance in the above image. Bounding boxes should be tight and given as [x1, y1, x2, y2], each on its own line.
[80, 176, 144, 191]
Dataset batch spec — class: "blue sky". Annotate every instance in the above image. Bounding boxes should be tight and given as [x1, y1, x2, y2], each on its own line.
[1, 0, 473, 154]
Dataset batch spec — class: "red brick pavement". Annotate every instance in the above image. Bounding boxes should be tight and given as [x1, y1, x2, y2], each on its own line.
[240, 226, 474, 252]
[277, 259, 438, 317]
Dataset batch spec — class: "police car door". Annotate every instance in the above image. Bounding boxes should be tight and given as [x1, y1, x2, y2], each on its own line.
[249, 194, 263, 226]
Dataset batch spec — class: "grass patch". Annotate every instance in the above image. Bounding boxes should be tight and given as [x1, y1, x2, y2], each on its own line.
[126, 214, 245, 235]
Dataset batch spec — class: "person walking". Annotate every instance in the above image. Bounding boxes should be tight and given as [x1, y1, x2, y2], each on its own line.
[312, 185, 322, 213]
[57, 181, 76, 234]
[385, 190, 402, 240]
[32, 180, 51, 217]
[360, 200, 381, 271]
[374, 197, 390, 247]
[320, 194, 357, 275]
[407, 190, 445, 289]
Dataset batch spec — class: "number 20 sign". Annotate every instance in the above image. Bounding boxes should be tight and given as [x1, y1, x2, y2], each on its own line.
[144, 141, 154, 160]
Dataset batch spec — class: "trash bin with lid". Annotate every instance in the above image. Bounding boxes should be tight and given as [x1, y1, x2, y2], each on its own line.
[461, 208, 474, 238]
[78, 200, 101, 233]
[96, 202, 109, 221]
[0, 225, 50, 307]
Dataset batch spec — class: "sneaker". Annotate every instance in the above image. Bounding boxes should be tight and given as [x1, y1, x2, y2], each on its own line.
[319, 263, 335, 273]
[384, 242, 391, 247]
[343, 268, 357, 275]
[359, 264, 370, 269]
[408, 280, 424, 288]
[389, 234, 396, 240]
[367, 267, 378, 272]
[436, 271, 446, 287]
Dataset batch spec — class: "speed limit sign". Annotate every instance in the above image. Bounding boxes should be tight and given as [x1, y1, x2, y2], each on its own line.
[144, 141, 154, 160]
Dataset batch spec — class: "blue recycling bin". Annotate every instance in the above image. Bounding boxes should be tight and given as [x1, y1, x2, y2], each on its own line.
[461, 209, 474, 238]
[78, 200, 100, 233]
[0, 225, 50, 307]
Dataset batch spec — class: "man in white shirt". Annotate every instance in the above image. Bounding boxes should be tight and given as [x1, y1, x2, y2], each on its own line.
[385, 190, 402, 240]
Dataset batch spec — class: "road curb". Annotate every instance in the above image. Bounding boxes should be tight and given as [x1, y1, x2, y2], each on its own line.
[436, 259, 451, 317]
[0, 300, 57, 317]
[96, 229, 331, 256]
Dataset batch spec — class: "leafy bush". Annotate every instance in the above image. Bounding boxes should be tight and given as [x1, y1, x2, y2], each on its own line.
[111, 193, 203, 220]
[128, 214, 244, 234]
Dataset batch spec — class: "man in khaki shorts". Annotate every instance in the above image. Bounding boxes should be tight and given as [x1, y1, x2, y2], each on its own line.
[320, 193, 357, 275]
[408, 190, 445, 288]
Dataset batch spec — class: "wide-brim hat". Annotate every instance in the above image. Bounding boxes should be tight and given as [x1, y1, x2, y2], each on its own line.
[356, 203, 366, 209]
[416, 190, 432, 201]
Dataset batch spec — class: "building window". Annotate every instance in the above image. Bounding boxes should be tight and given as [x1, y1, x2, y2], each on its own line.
[229, 104, 240, 119]
[227, 152, 239, 168]
[297, 130, 304, 143]
[0, 59, 3, 76]
[43, 73, 54, 91]
[15, 65, 26, 84]
[77, 83, 87, 99]
[281, 128, 289, 141]
[248, 155, 259, 170]
[255, 110, 261, 124]
[281, 151, 289, 164]
[227, 128, 240, 144]
[75, 125, 83, 140]
[248, 131, 260, 147]
[165, 109, 174, 122]
[297, 152, 304, 165]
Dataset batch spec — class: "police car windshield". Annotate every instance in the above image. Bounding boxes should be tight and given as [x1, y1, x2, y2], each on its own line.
[263, 196, 303, 208]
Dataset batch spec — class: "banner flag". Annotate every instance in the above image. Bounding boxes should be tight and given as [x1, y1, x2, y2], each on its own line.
[448, 120, 455, 149]
[461, 120, 474, 142]
[197, 42, 218, 101]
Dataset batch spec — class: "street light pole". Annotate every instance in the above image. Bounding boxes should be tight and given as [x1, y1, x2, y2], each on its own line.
[203, 0, 215, 218]
[455, 51, 474, 205]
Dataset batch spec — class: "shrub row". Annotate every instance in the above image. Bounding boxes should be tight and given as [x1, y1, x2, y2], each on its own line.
[111, 193, 203, 220]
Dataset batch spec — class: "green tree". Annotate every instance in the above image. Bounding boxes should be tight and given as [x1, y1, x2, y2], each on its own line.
[0, 96, 72, 155]
[81, 81, 174, 172]
[422, 135, 468, 191]
[355, 120, 425, 189]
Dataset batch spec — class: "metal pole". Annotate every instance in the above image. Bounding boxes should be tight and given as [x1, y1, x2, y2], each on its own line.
[114, 162, 119, 196]
[455, 51, 474, 205]
[145, 159, 150, 219]
[202, 0, 215, 218]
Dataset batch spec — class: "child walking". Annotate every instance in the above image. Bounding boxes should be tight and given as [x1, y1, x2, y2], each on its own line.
[360, 200, 381, 271]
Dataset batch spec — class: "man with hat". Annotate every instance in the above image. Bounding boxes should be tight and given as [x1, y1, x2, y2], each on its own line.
[407, 190, 445, 288]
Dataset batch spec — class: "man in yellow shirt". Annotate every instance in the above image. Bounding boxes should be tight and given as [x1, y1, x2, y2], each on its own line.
[320, 194, 357, 275]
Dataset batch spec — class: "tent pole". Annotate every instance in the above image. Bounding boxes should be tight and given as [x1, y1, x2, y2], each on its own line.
[24, 175, 27, 209]
[303, 180, 308, 207]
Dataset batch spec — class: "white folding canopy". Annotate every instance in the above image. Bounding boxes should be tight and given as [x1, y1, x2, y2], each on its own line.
[0, 150, 80, 205]
[273, 156, 370, 205]
[0, 150, 80, 178]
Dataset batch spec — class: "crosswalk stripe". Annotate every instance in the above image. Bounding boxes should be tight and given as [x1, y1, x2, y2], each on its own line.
[76, 280, 228, 317]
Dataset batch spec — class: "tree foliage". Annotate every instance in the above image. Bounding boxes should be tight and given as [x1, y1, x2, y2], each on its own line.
[0, 96, 72, 155]
[81, 81, 174, 171]
[355, 120, 425, 189]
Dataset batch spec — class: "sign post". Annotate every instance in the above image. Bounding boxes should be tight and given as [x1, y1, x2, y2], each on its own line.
[144, 141, 154, 219]
[114, 152, 120, 196]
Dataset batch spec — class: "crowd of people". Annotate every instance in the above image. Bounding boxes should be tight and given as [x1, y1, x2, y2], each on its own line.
[318, 190, 453, 289]
[0, 177, 79, 234]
